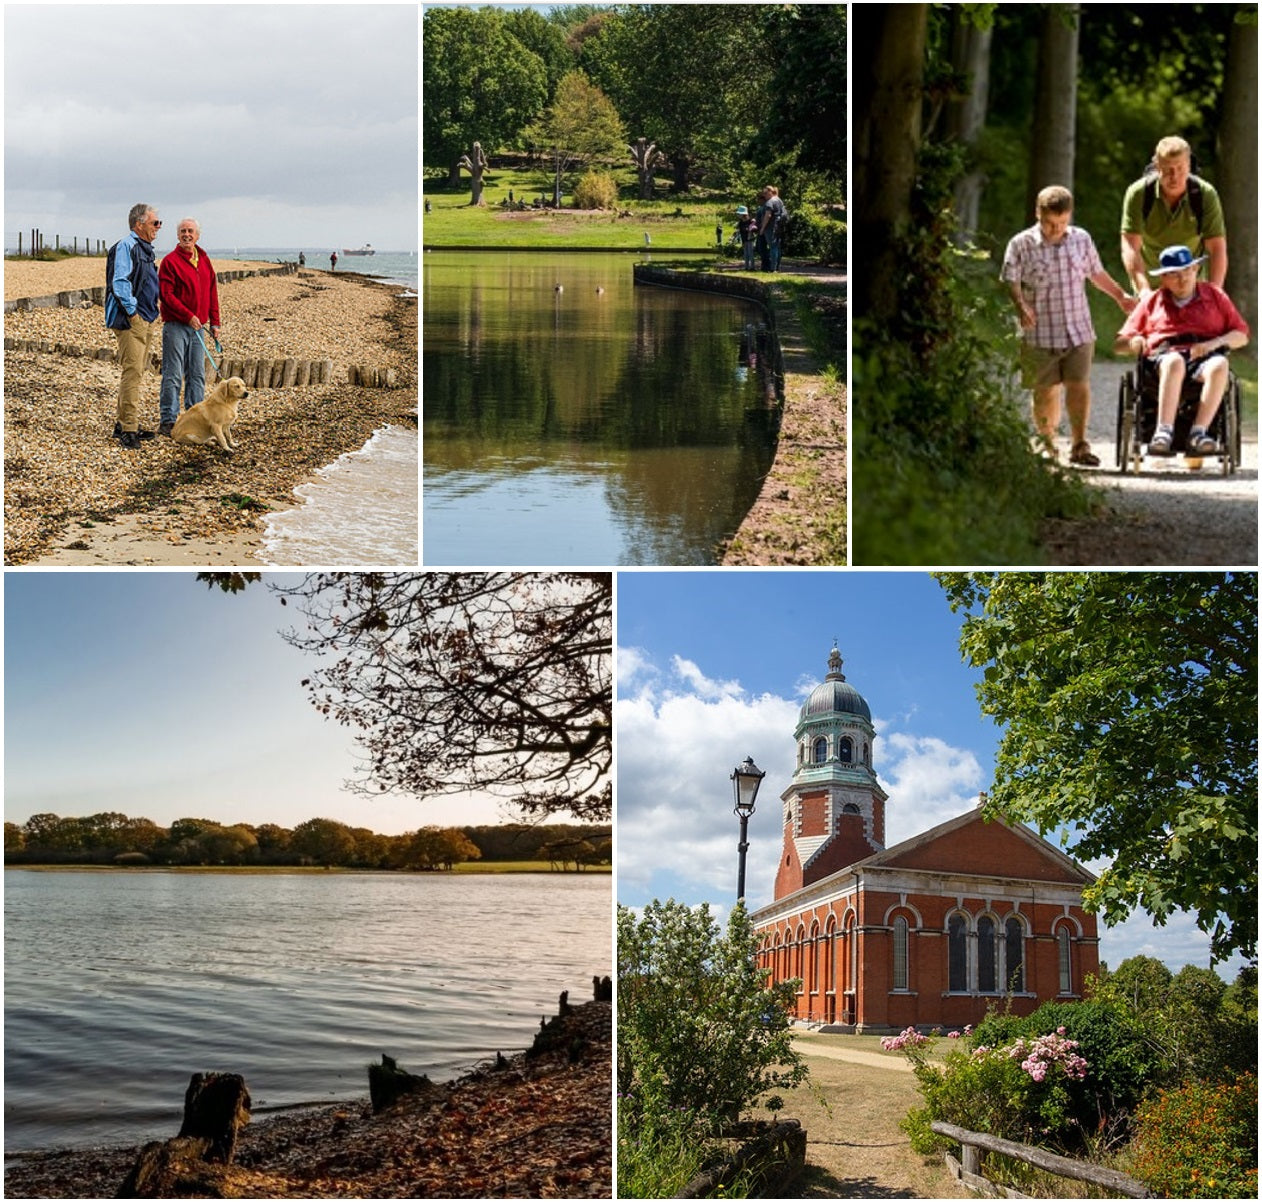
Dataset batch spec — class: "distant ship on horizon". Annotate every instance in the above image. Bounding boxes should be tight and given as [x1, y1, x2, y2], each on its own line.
[342, 244, 375, 256]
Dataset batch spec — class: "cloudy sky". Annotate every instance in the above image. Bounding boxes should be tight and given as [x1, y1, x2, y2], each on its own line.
[4, 4, 417, 252]
[616, 570, 1250, 978]
[4, 572, 509, 835]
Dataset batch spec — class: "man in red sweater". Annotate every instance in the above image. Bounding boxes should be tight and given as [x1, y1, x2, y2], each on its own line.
[1115, 244, 1249, 456]
[157, 217, 221, 436]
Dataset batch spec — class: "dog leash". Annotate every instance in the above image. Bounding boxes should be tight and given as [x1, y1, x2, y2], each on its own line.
[196, 328, 224, 379]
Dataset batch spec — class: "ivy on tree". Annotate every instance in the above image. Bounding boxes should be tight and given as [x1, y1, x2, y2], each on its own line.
[938, 571, 1257, 964]
[200, 573, 611, 822]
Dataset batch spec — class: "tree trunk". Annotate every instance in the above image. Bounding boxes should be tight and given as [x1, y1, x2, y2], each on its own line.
[946, 12, 993, 242]
[459, 141, 489, 206]
[852, 4, 928, 325]
[1216, 8, 1257, 332]
[1026, 4, 1079, 217]
[630, 138, 659, 200]
[670, 153, 691, 194]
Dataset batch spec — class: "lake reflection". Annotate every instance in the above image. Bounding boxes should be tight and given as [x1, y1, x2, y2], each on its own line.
[422, 252, 777, 565]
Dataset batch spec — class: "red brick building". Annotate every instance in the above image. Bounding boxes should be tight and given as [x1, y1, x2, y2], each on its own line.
[750, 647, 1100, 1034]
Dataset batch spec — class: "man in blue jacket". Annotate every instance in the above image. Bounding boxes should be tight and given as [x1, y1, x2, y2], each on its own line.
[107, 204, 162, 449]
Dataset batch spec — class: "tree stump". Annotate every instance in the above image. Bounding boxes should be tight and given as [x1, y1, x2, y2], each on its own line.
[459, 141, 490, 206]
[117, 1073, 250, 1198]
[630, 137, 662, 200]
[368, 1053, 432, 1113]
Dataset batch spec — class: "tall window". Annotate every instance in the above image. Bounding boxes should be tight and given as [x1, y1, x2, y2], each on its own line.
[977, 915, 996, 992]
[1057, 926, 1072, 994]
[840, 736, 853, 763]
[948, 913, 968, 992]
[1005, 918, 1025, 992]
[813, 737, 828, 764]
[892, 915, 909, 990]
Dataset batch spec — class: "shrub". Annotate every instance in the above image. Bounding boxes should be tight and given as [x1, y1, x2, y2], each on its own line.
[573, 170, 619, 210]
[1129, 1073, 1258, 1199]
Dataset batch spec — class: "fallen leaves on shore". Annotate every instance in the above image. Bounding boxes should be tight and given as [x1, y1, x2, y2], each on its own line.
[4, 1002, 612, 1199]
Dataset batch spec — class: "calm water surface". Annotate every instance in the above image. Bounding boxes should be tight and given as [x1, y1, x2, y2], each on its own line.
[422, 252, 778, 565]
[4, 870, 609, 1151]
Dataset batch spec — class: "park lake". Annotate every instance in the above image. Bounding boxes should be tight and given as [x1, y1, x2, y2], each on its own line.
[4, 869, 610, 1152]
[422, 251, 778, 565]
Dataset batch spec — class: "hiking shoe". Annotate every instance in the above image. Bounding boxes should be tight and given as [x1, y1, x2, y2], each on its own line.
[1069, 441, 1100, 467]
[118, 430, 142, 451]
[113, 421, 155, 441]
[1148, 430, 1174, 456]
[158, 421, 176, 437]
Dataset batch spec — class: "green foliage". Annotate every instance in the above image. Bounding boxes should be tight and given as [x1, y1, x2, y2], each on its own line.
[422, 8, 549, 174]
[617, 899, 808, 1129]
[781, 206, 845, 266]
[937, 572, 1258, 963]
[573, 170, 619, 211]
[1129, 1073, 1258, 1199]
[616, 1099, 723, 1198]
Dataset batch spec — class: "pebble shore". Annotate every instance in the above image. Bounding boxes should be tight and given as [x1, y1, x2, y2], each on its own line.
[3, 259, 417, 565]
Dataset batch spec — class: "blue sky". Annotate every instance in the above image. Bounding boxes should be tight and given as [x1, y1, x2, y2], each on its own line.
[4, 573, 507, 835]
[616, 570, 1250, 978]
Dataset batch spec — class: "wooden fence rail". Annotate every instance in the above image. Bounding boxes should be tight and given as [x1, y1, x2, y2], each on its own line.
[930, 1121, 1150, 1199]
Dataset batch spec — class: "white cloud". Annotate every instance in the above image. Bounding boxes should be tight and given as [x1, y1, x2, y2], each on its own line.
[879, 731, 985, 844]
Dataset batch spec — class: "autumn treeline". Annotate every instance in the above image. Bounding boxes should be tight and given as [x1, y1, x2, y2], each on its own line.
[3, 812, 612, 872]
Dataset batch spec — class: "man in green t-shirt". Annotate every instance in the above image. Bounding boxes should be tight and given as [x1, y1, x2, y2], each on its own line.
[1120, 135, 1227, 294]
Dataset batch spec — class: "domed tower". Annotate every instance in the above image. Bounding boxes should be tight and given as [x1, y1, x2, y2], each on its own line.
[774, 645, 887, 899]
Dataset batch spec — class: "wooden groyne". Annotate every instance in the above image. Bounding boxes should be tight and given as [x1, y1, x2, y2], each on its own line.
[2, 262, 299, 315]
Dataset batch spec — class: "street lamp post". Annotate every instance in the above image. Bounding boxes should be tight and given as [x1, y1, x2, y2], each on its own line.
[731, 755, 766, 903]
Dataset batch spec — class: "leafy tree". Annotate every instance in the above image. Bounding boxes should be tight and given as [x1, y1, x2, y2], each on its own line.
[938, 572, 1258, 964]
[290, 817, 356, 868]
[617, 899, 807, 1127]
[5, 822, 25, 856]
[422, 7, 549, 184]
[502, 7, 575, 101]
[200, 573, 611, 822]
[529, 70, 625, 205]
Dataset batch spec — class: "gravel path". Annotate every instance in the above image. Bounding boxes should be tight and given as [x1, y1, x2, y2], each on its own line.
[1039, 358, 1257, 566]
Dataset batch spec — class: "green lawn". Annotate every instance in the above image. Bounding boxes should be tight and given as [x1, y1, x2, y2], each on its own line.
[424, 164, 749, 251]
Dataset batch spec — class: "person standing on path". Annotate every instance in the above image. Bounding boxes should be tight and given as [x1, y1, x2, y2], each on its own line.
[756, 185, 785, 272]
[157, 218, 221, 437]
[330, 250, 338, 272]
[105, 203, 162, 450]
[1120, 135, 1227, 294]
[1001, 185, 1135, 466]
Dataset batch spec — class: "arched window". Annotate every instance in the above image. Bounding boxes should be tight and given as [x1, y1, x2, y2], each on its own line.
[977, 915, 996, 992]
[1005, 917, 1025, 992]
[813, 737, 828, 764]
[948, 913, 968, 992]
[840, 736, 853, 763]
[1057, 926, 1073, 994]
[892, 915, 909, 991]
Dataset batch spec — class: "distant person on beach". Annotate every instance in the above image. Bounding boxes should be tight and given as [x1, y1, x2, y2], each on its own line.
[330, 251, 338, 271]
[1115, 243, 1249, 456]
[1121, 135, 1227, 294]
[756, 186, 785, 272]
[298, 251, 305, 267]
[157, 218, 221, 437]
[105, 203, 162, 450]
[1001, 185, 1135, 467]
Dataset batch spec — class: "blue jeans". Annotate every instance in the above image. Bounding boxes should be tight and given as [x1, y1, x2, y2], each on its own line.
[160, 322, 207, 424]
[743, 238, 756, 269]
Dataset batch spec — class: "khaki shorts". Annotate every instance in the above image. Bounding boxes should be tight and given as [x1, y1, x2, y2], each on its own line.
[1020, 341, 1094, 390]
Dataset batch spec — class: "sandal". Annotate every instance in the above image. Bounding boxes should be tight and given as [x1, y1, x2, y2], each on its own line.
[1186, 431, 1220, 456]
[1069, 441, 1100, 467]
[1148, 430, 1174, 456]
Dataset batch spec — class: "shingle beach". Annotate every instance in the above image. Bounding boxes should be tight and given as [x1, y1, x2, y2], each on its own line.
[3, 258, 417, 566]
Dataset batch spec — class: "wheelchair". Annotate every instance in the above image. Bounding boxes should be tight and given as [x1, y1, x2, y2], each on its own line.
[1114, 349, 1241, 475]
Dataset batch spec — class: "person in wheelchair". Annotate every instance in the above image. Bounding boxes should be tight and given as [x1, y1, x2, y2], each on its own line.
[1114, 244, 1249, 456]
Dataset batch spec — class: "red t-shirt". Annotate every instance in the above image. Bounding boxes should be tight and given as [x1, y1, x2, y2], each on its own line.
[1118, 281, 1250, 347]
[158, 244, 221, 327]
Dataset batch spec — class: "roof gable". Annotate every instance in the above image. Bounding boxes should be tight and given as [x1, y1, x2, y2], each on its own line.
[864, 809, 1094, 885]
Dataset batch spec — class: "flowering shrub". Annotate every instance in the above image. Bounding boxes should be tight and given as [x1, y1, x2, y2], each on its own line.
[886, 1026, 1094, 1153]
[1129, 1073, 1257, 1199]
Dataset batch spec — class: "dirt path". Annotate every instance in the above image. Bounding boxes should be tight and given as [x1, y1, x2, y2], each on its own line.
[754, 1034, 968, 1199]
[1039, 358, 1258, 565]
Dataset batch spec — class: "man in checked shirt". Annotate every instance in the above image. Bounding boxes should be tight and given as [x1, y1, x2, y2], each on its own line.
[1002, 186, 1136, 466]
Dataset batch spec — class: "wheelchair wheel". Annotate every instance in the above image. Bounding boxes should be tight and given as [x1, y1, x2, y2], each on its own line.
[1222, 379, 1240, 476]
[1116, 371, 1136, 473]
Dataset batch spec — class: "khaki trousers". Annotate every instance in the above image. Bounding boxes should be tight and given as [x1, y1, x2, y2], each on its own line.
[113, 314, 155, 432]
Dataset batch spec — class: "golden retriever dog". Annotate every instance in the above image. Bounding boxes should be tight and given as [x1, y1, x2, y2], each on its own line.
[172, 376, 248, 452]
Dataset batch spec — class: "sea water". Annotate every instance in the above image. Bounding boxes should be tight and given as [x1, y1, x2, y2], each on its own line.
[206, 246, 419, 293]
[262, 423, 418, 566]
[206, 247, 419, 565]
